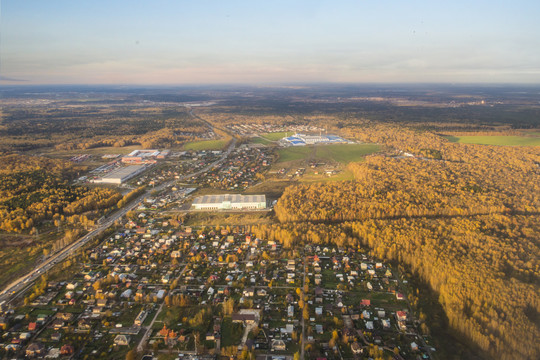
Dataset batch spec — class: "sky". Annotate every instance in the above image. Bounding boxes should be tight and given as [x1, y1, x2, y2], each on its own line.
[1, 0, 539, 85]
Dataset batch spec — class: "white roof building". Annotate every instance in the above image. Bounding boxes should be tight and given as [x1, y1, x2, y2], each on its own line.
[94, 165, 146, 184]
[192, 194, 266, 210]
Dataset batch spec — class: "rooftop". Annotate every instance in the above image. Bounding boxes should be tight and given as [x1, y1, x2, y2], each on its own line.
[192, 194, 266, 205]
[101, 165, 145, 179]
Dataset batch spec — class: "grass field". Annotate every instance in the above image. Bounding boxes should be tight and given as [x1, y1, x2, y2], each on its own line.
[261, 131, 291, 141]
[221, 317, 244, 347]
[276, 146, 313, 163]
[277, 143, 381, 164]
[300, 169, 355, 183]
[250, 136, 273, 145]
[184, 139, 229, 151]
[445, 135, 540, 146]
[246, 180, 292, 198]
[315, 143, 381, 164]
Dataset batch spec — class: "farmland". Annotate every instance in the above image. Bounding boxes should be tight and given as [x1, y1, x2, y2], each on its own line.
[183, 139, 230, 151]
[277, 143, 381, 164]
[445, 135, 540, 146]
[260, 131, 291, 141]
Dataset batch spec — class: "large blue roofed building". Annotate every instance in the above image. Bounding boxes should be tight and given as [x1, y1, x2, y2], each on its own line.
[282, 133, 349, 146]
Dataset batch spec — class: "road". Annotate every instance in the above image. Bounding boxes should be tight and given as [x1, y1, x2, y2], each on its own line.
[137, 301, 165, 353]
[0, 191, 147, 305]
[137, 263, 190, 352]
[0, 118, 237, 306]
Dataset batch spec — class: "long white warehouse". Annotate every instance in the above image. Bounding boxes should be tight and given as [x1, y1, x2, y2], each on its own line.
[192, 194, 266, 210]
[94, 165, 146, 184]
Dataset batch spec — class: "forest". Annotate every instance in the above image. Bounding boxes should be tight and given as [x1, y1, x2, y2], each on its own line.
[0, 154, 121, 233]
[264, 124, 539, 360]
[0, 154, 123, 289]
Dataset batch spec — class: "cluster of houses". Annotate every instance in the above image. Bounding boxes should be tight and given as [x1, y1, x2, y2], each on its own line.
[225, 124, 324, 137]
[134, 150, 223, 188]
[187, 145, 272, 191]
[0, 210, 433, 359]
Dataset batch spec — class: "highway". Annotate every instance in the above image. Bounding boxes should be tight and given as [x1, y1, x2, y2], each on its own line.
[0, 131, 237, 307]
[0, 191, 146, 305]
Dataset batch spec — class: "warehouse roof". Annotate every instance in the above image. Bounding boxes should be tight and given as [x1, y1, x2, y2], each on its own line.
[192, 194, 265, 205]
[101, 165, 145, 179]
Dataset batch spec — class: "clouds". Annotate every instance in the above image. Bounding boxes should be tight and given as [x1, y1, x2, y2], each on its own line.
[0, 75, 27, 82]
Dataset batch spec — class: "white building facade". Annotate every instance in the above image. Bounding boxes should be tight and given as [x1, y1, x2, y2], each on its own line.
[192, 194, 266, 210]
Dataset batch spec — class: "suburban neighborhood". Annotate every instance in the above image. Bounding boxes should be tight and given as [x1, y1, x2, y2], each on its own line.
[0, 211, 434, 359]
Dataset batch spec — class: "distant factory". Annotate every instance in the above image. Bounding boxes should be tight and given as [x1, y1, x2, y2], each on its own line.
[282, 133, 348, 146]
[122, 149, 170, 164]
[192, 194, 267, 210]
[93, 165, 147, 184]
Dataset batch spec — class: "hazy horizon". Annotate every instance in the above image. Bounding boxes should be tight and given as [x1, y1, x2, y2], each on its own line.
[1, 0, 539, 85]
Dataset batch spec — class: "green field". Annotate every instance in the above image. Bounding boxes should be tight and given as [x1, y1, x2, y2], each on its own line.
[315, 143, 382, 163]
[276, 146, 313, 163]
[250, 136, 272, 145]
[261, 131, 291, 141]
[184, 139, 229, 151]
[445, 135, 540, 146]
[220, 317, 244, 347]
[277, 143, 381, 164]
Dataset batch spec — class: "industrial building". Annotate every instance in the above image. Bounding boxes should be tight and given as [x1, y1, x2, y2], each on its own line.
[94, 165, 146, 184]
[192, 194, 266, 210]
[122, 149, 169, 164]
[282, 133, 348, 146]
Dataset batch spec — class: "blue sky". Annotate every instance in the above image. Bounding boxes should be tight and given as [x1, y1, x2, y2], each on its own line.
[1, 0, 539, 84]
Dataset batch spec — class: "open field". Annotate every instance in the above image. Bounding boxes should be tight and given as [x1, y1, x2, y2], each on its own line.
[276, 146, 313, 163]
[277, 143, 381, 164]
[268, 144, 381, 190]
[249, 136, 273, 145]
[315, 143, 381, 163]
[299, 169, 355, 183]
[246, 179, 293, 198]
[183, 139, 229, 151]
[445, 135, 540, 146]
[261, 131, 291, 141]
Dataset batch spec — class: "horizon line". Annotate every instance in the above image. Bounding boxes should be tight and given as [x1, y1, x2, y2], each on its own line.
[2, 81, 540, 87]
